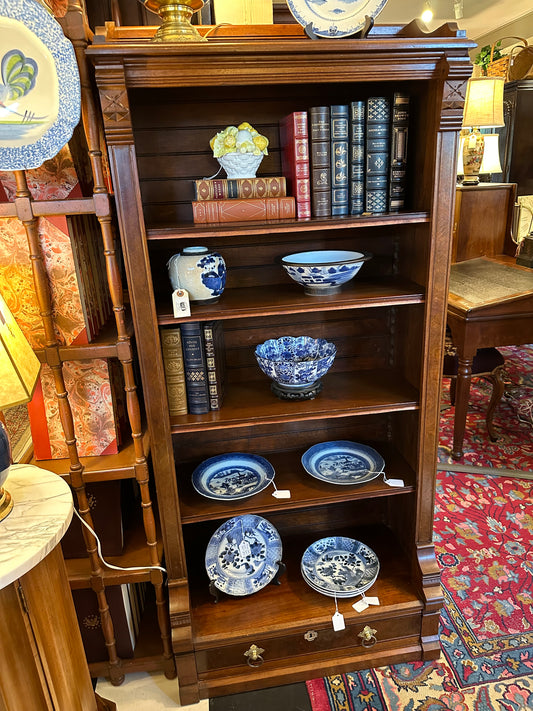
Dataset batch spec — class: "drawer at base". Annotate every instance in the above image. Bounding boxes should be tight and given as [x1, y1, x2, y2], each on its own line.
[195, 611, 421, 673]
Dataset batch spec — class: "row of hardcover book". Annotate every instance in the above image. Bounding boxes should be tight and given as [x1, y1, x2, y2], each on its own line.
[189, 92, 409, 224]
[161, 321, 226, 416]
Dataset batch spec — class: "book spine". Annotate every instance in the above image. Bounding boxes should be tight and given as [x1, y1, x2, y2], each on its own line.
[309, 106, 331, 218]
[179, 322, 210, 415]
[388, 92, 410, 212]
[349, 100, 365, 215]
[191, 197, 295, 223]
[193, 177, 287, 200]
[279, 111, 311, 219]
[330, 104, 349, 216]
[203, 320, 226, 411]
[365, 96, 391, 215]
[160, 327, 188, 416]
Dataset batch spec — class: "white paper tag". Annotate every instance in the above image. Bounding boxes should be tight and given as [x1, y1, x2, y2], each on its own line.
[332, 611, 345, 631]
[239, 540, 251, 558]
[384, 478, 405, 488]
[272, 489, 291, 499]
[172, 289, 191, 318]
[364, 596, 380, 606]
[352, 599, 369, 613]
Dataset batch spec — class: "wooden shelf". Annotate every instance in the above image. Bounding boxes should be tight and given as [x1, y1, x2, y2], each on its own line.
[158, 278, 425, 325]
[146, 212, 430, 240]
[179, 445, 415, 525]
[31, 430, 150, 483]
[170, 371, 419, 434]
[66, 519, 164, 589]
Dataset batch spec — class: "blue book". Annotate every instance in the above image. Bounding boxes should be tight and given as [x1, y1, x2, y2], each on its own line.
[365, 97, 391, 214]
[179, 321, 210, 415]
[349, 100, 365, 215]
[330, 104, 349, 216]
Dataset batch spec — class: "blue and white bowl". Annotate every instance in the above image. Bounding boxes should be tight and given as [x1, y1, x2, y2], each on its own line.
[255, 336, 336, 392]
[281, 250, 371, 295]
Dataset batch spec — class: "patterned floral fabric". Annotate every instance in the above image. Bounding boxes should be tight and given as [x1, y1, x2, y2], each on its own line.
[306, 470, 533, 710]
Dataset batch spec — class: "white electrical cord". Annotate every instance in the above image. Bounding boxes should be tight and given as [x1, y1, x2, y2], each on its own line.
[73, 507, 167, 575]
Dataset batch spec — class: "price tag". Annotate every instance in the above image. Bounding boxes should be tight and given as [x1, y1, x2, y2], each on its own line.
[384, 478, 405, 488]
[332, 611, 345, 631]
[364, 596, 380, 606]
[272, 489, 291, 499]
[172, 289, 191, 318]
[352, 599, 369, 613]
[239, 540, 252, 558]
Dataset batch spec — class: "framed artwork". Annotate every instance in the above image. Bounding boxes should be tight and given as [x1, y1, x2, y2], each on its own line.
[0, 0, 80, 170]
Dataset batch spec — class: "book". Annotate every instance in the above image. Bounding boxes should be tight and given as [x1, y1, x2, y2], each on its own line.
[191, 197, 296, 224]
[203, 320, 226, 410]
[279, 111, 312, 219]
[193, 177, 287, 201]
[365, 96, 391, 214]
[309, 106, 331, 217]
[161, 327, 188, 416]
[389, 92, 410, 212]
[179, 321, 210, 414]
[349, 100, 366, 215]
[330, 104, 350, 216]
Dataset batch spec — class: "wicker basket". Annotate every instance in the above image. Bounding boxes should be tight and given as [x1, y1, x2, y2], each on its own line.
[486, 36, 527, 79]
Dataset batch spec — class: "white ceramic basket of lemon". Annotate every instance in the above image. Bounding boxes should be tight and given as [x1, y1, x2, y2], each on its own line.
[210, 122, 269, 179]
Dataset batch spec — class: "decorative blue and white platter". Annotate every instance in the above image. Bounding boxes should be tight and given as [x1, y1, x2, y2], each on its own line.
[205, 514, 283, 596]
[301, 441, 385, 485]
[0, 0, 80, 170]
[301, 536, 379, 597]
[286, 0, 389, 38]
[192, 453, 275, 501]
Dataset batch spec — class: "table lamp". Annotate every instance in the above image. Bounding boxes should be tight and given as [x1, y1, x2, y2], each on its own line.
[0, 291, 41, 521]
[457, 132, 503, 180]
[461, 76, 505, 185]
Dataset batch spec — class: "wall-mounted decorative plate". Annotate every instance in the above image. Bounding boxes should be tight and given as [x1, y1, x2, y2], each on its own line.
[192, 453, 275, 501]
[301, 440, 385, 485]
[0, 0, 80, 170]
[301, 536, 379, 597]
[205, 514, 282, 596]
[286, 0, 388, 38]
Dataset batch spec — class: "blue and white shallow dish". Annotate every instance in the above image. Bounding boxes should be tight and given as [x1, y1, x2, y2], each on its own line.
[301, 536, 379, 598]
[281, 250, 371, 295]
[205, 514, 282, 596]
[301, 441, 385, 485]
[0, 0, 81, 170]
[192, 453, 275, 501]
[255, 335, 336, 387]
[286, 0, 389, 39]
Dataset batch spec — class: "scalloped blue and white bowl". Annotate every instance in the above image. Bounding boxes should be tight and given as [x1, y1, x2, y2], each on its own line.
[281, 250, 372, 295]
[255, 336, 336, 391]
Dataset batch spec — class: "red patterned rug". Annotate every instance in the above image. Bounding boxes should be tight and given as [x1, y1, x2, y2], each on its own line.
[438, 345, 533, 471]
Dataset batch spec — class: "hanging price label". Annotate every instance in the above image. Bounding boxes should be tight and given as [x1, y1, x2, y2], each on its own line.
[332, 611, 345, 631]
[172, 289, 191, 318]
[384, 478, 405, 488]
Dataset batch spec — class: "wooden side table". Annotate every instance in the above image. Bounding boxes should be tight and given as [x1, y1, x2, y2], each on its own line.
[0, 464, 116, 711]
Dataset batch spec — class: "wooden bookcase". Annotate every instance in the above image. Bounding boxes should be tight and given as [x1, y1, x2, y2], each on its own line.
[88, 20, 474, 704]
[0, 1, 175, 685]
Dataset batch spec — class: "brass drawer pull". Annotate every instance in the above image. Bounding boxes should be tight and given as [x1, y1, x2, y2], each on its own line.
[244, 644, 265, 667]
[358, 625, 377, 647]
[304, 630, 318, 642]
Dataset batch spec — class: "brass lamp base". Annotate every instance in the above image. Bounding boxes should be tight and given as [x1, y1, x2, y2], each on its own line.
[141, 0, 207, 43]
[0, 487, 13, 521]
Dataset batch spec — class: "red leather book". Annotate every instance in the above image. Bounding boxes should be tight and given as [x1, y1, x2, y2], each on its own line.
[192, 197, 296, 223]
[193, 177, 287, 200]
[279, 111, 311, 219]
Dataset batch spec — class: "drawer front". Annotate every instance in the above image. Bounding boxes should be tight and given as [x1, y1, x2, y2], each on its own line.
[195, 612, 421, 673]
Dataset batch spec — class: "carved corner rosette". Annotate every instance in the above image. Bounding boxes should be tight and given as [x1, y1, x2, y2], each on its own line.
[439, 57, 473, 131]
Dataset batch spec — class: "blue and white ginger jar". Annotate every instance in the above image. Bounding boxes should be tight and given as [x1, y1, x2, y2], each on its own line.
[167, 246, 226, 303]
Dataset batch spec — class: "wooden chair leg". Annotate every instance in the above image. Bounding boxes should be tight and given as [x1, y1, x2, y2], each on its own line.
[485, 364, 506, 441]
[449, 377, 456, 406]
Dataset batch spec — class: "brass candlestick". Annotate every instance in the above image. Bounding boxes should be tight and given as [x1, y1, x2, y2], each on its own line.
[141, 0, 207, 43]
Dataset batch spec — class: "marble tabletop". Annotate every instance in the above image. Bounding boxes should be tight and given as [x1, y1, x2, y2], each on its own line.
[0, 463, 73, 589]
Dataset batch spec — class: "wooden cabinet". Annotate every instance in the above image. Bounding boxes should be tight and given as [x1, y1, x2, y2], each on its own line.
[498, 79, 533, 196]
[88, 21, 473, 704]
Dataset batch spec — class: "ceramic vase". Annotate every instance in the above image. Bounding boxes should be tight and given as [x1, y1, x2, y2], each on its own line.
[167, 246, 226, 303]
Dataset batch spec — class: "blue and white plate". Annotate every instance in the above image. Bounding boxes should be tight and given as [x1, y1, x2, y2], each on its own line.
[301, 536, 379, 598]
[205, 514, 283, 596]
[0, 0, 81, 170]
[286, 0, 389, 39]
[301, 441, 385, 485]
[192, 453, 275, 501]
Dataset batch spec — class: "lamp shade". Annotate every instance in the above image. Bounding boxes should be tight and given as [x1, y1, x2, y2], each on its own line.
[0, 292, 41, 410]
[480, 134, 502, 174]
[462, 77, 505, 128]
